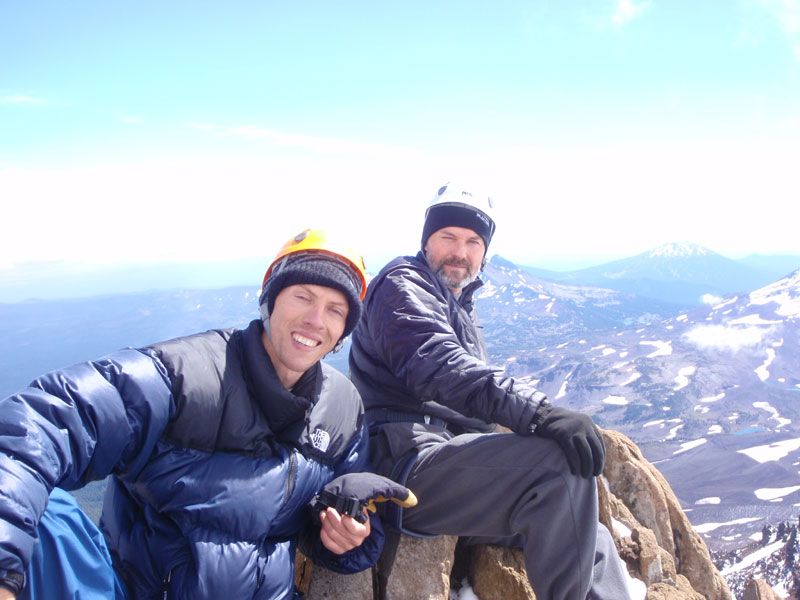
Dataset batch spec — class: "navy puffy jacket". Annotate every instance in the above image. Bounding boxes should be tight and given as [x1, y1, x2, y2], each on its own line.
[0, 319, 383, 599]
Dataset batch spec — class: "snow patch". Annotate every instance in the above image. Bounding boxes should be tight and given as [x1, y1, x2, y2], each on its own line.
[640, 340, 672, 358]
[738, 438, 800, 463]
[621, 371, 641, 386]
[695, 497, 721, 505]
[603, 396, 628, 406]
[673, 366, 696, 391]
[612, 517, 632, 539]
[675, 438, 706, 454]
[750, 273, 800, 317]
[451, 579, 480, 600]
[665, 423, 684, 440]
[696, 516, 761, 535]
[713, 296, 738, 310]
[753, 401, 791, 429]
[708, 425, 722, 434]
[700, 393, 725, 403]
[755, 486, 800, 501]
[755, 348, 776, 381]
[729, 314, 781, 326]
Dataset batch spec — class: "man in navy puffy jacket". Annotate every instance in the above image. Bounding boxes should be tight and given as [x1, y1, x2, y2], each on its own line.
[0, 229, 414, 600]
[349, 183, 634, 600]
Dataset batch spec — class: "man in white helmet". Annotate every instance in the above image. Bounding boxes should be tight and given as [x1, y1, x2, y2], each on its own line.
[349, 183, 634, 600]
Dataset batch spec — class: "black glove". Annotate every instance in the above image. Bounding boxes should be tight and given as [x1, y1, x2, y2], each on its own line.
[310, 473, 418, 523]
[532, 404, 605, 478]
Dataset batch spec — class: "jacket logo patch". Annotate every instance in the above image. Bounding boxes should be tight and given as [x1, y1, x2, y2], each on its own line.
[310, 428, 330, 452]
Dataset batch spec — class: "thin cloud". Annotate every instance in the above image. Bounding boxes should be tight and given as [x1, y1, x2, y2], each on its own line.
[187, 122, 420, 158]
[756, 0, 800, 59]
[701, 293, 724, 305]
[612, 0, 651, 26]
[1, 95, 44, 104]
[683, 324, 770, 352]
[120, 116, 143, 124]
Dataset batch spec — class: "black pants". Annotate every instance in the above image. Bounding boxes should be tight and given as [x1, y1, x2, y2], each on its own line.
[380, 429, 633, 600]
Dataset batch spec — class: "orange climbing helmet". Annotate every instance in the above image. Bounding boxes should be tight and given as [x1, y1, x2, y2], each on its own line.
[259, 229, 367, 340]
[262, 228, 367, 300]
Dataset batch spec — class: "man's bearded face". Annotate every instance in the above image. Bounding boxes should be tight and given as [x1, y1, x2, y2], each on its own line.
[423, 227, 485, 293]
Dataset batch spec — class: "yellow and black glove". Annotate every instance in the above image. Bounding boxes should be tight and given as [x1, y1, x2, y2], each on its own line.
[310, 473, 418, 523]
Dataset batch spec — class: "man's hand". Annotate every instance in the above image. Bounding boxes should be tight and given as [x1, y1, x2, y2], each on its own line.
[0, 586, 16, 600]
[534, 405, 605, 478]
[319, 507, 371, 554]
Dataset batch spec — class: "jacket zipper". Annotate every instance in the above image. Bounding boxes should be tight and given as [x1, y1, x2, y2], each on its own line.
[284, 451, 297, 505]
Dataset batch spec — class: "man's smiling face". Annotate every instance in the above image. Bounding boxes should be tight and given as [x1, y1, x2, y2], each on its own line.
[262, 283, 348, 388]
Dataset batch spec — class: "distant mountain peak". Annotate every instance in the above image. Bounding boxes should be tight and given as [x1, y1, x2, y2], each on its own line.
[648, 242, 710, 259]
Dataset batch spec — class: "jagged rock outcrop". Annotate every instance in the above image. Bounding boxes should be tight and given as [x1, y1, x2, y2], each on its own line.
[601, 430, 732, 600]
[298, 430, 763, 599]
[469, 544, 535, 600]
[742, 579, 782, 600]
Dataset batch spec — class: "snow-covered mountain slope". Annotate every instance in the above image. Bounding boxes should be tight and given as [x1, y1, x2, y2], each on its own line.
[477, 266, 800, 552]
[521, 242, 795, 306]
[479, 256, 686, 348]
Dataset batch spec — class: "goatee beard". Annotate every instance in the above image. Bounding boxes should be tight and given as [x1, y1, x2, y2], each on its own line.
[432, 257, 476, 292]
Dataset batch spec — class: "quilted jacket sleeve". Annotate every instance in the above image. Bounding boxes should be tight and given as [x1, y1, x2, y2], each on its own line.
[0, 348, 173, 588]
[360, 261, 546, 435]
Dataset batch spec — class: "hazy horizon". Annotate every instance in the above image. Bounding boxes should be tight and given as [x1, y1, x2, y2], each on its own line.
[2, 242, 799, 304]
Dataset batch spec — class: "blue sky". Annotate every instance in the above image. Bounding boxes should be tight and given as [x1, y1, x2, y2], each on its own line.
[2, 0, 800, 287]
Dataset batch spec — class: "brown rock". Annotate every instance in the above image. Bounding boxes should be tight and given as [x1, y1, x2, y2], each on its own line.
[743, 578, 782, 600]
[602, 430, 732, 600]
[674, 574, 707, 599]
[384, 534, 457, 600]
[305, 535, 457, 599]
[603, 430, 675, 551]
[294, 552, 313, 597]
[644, 574, 705, 599]
[305, 564, 372, 600]
[645, 582, 682, 600]
[634, 526, 677, 585]
[470, 544, 536, 600]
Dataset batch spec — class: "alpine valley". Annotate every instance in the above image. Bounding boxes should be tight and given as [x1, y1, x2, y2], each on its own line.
[2, 242, 799, 597]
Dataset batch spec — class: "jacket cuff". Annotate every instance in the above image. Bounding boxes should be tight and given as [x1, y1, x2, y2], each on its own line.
[0, 569, 25, 595]
[527, 398, 552, 434]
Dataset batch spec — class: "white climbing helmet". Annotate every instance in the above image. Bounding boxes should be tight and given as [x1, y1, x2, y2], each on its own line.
[421, 182, 496, 250]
